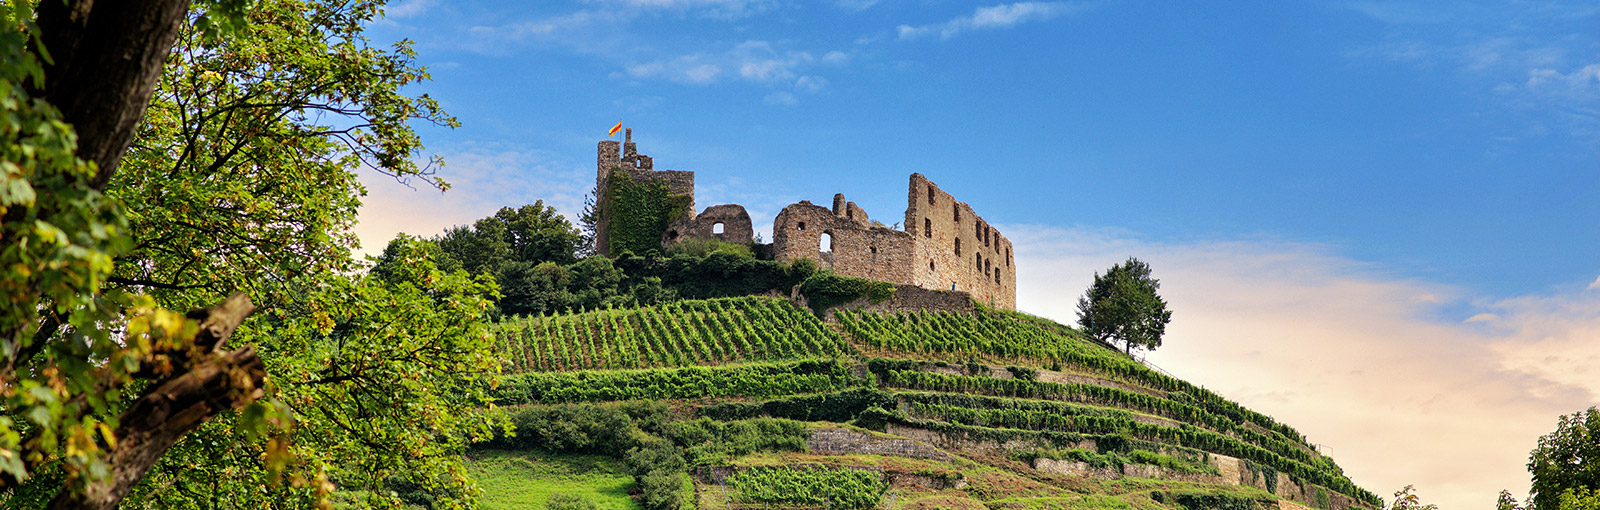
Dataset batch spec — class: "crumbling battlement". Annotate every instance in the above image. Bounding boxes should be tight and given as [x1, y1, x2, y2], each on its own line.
[594, 131, 1016, 310]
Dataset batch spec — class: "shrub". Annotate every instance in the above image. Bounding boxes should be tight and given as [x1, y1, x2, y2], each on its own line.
[546, 493, 597, 510]
[666, 238, 754, 258]
[798, 272, 895, 316]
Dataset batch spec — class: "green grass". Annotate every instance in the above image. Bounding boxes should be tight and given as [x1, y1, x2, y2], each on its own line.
[465, 450, 639, 510]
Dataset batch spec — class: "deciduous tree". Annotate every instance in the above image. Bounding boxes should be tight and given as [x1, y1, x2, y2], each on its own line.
[1, 0, 500, 507]
[1076, 257, 1172, 354]
[1529, 407, 1600, 510]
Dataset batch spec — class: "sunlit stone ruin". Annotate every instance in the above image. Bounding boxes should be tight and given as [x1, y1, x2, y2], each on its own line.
[596, 129, 1016, 310]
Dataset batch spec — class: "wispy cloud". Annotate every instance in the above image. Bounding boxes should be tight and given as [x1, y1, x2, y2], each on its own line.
[897, 2, 1086, 41]
[1008, 224, 1600, 510]
[618, 41, 848, 102]
[383, 0, 437, 19]
[835, 0, 880, 12]
[1340, 3, 1600, 142]
[583, 0, 778, 20]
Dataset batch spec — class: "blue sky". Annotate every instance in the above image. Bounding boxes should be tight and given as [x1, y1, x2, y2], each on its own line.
[355, 1, 1599, 507]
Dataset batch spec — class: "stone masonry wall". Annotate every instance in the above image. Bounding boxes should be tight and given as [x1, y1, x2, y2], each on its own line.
[595, 129, 696, 255]
[664, 203, 754, 247]
[595, 133, 1017, 311]
[904, 173, 1016, 310]
[805, 428, 948, 461]
[772, 201, 917, 285]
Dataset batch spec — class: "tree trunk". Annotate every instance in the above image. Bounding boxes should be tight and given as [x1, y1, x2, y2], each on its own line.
[31, 0, 194, 189]
[47, 294, 262, 510]
[24, 2, 272, 508]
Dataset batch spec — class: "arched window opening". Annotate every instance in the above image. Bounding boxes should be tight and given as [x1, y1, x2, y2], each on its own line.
[929, 260, 935, 271]
[1006, 248, 1011, 266]
[995, 271, 1001, 284]
[870, 246, 878, 254]
[820, 232, 834, 253]
[924, 218, 932, 237]
[975, 255, 982, 271]
[797, 221, 807, 231]
[954, 238, 961, 256]
[712, 222, 725, 234]
[927, 185, 936, 204]
[953, 205, 960, 223]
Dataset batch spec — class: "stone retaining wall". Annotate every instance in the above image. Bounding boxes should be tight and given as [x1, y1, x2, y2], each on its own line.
[806, 428, 949, 461]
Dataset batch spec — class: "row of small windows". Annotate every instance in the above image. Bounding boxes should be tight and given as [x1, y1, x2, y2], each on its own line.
[800, 218, 1004, 285]
[926, 259, 1004, 286]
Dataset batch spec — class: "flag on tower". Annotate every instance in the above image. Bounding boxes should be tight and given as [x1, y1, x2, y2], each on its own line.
[608, 121, 623, 137]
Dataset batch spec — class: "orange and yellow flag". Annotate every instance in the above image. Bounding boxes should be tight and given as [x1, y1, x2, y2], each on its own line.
[608, 121, 623, 137]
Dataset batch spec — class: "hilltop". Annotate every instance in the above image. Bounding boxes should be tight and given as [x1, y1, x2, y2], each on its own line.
[468, 284, 1381, 510]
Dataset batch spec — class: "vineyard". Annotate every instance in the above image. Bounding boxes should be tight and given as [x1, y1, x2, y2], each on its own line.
[844, 311, 1316, 450]
[495, 297, 851, 372]
[726, 467, 888, 510]
[478, 300, 1383, 509]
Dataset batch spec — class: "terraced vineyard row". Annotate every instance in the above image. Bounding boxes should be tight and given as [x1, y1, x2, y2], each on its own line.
[841, 310, 1314, 450]
[888, 402, 1380, 507]
[494, 296, 851, 371]
[493, 359, 866, 405]
[879, 369, 1323, 466]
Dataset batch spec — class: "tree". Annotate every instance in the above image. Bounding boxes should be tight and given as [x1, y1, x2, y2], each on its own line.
[433, 202, 585, 315]
[1528, 407, 1600, 510]
[2, 0, 500, 508]
[1076, 257, 1173, 354]
[1560, 488, 1600, 510]
[1388, 485, 1439, 510]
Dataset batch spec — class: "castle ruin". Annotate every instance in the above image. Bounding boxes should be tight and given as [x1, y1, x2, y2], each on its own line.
[595, 130, 1016, 310]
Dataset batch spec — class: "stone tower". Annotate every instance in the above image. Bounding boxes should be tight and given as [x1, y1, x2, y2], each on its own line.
[594, 128, 695, 255]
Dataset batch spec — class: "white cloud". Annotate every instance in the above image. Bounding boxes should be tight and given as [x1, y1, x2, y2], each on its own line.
[1464, 312, 1499, 323]
[585, 0, 777, 19]
[835, 0, 879, 12]
[1007, 224, 1600, 510]
[1340, 5, 1599, 143]
[622, 41, 838, 100]
[897, 2, 1085, 41]
[353, 146, 591, 258]
[1526, 63, 1600, 91]
[794, 75, 828, 93]
[384, 0, 436, 19]
[1589, 275, 1600, 290]
[763, 91, 798, 105]
[624, 56, 723, 84]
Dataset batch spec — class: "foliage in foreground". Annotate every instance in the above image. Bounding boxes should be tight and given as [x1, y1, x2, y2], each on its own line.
[1, 0, 505, 507]
[1501, 406, 1600, 510]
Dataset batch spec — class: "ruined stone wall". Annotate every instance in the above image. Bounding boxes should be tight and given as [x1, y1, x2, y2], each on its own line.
[594, 133, 1017, 311]
[805, 428, 949, 461]
[772, 201, 916, 285]
[903, 173, 1016, 309]
[595, 129, 696, 255]
[664, 204, 754, 247]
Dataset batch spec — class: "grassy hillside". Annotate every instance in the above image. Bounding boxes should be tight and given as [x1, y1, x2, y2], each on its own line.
[475, 296, 1379, 510]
